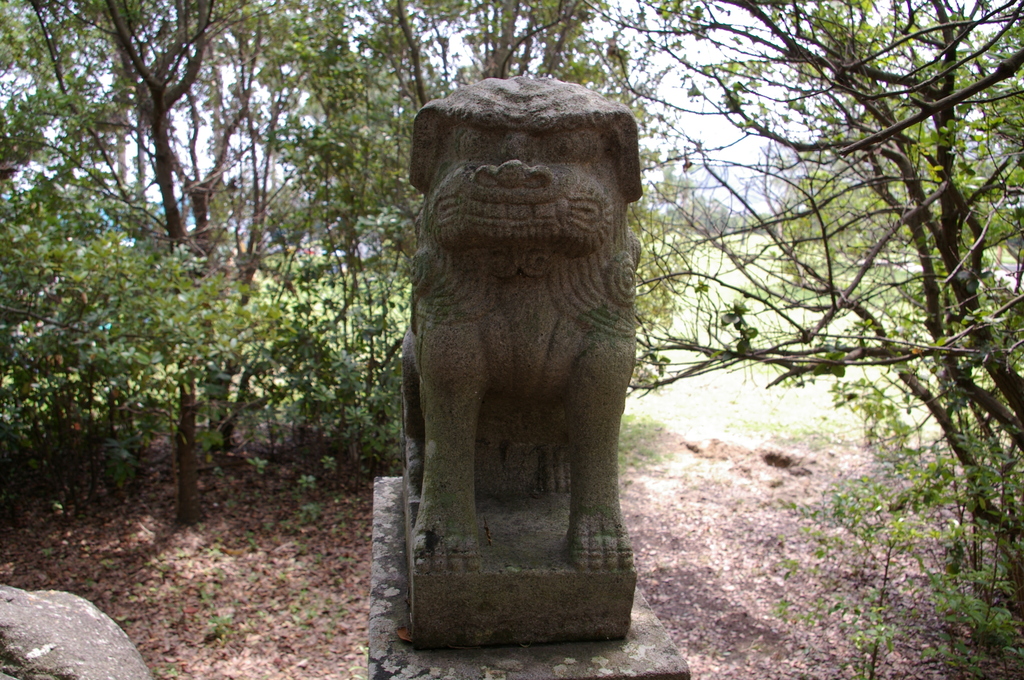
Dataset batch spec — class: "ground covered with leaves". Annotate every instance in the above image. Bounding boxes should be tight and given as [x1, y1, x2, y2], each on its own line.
[1, 454, 373, 679]
[3, 399, 1021, 679]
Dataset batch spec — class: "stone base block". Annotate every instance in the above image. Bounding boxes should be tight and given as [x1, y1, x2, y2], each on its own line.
[405, 481, 635, 648]
[370, 477, 690, 680]
[410, 569, 635, 649]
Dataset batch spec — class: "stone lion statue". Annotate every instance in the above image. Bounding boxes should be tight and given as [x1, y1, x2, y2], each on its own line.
[403, 77, 642, 575]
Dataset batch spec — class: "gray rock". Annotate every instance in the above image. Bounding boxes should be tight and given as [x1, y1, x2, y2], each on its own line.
[402, 76, 643, 649]
[0, 585, 153, 680]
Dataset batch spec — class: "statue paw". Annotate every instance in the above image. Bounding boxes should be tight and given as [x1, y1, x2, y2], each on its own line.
[412, 528, 481, 573]
[569, 514, 634, 571]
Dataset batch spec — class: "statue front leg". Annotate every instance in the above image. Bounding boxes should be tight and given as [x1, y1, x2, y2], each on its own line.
[411, 325, 486, 573]
[566, 335, 635, 571]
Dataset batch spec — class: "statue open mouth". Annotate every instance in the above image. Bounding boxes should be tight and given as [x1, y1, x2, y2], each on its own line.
[431, 191, 606, 257]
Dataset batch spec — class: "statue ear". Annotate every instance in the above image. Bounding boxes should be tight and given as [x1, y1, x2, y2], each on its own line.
[411, 108, 446, 194]
[612, 113, 643, 203]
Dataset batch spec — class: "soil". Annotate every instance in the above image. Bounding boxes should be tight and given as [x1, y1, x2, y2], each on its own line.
[0, 429, 999, 680]
[620, 428, 956, 679]
[1, 456, 374, 679]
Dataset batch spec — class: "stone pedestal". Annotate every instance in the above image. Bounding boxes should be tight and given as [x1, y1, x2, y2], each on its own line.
[370, 477, 690, 680]
[404, 473, 635, 648]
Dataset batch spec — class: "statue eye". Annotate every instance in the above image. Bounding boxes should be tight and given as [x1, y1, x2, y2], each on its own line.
[456, 127, 504, 161]
[542, 130, 601, 164]
[455, 128, 482, 159]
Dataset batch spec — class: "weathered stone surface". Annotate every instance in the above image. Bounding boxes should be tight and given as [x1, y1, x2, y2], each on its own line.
[402, 76, 643, 648]
[404, 491, 635, 648]
[0, 585, 153, 680]
[371, 477, 690, 680]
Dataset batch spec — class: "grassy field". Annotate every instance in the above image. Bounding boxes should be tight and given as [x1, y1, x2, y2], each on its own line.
[625, 364, 866, 450]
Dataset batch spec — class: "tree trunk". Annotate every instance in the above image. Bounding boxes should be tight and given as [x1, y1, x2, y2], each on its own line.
[151, 95, 187, 243]
[175, 382, 201, 524]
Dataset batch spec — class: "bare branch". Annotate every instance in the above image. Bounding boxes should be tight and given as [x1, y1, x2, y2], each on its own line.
[843, 44, 1024, 153]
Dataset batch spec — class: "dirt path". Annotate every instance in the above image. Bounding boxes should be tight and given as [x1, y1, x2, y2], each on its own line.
[621, 373, 954, 679]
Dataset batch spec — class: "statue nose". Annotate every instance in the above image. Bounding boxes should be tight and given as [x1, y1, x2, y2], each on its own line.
[473, 160, 552, 189]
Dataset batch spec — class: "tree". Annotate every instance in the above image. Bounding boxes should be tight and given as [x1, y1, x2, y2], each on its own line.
[1, 0, 666, 521]
[617, 0, 1024, 663]
[22, 0, 238, 523]
[382, 0, 617, 106]
[1, 0, 428, 516]
[6, 0, 326, 522]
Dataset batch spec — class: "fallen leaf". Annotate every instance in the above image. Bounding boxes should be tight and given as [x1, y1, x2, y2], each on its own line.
[396, 627, 412, 642]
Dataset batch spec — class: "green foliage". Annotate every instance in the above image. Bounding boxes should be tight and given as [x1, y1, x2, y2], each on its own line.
[804, 478, 927, 678]
[0, 186, 254, 506]
[0, 0, 422, 513]
[252, 230, 407, 477]
[205, 613, 235, 642]
[297, 502, 323, 524]
[622, 0, 1024, 672]
[799, 460, 1024, 677]
[0, 0, 667, 516]
[247, 457, 269, 475]
[378, 0, 617, 97]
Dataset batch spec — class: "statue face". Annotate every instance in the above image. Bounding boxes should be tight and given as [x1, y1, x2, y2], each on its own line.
[422, 125, 623, 259]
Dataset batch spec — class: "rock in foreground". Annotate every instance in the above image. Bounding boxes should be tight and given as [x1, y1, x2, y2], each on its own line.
[0, 584, 152, 680]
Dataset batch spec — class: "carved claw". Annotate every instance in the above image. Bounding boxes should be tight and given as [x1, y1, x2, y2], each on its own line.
[569, 514, 634, 571]
[412, 528, 481, 573]
[573, 545, 634, 571]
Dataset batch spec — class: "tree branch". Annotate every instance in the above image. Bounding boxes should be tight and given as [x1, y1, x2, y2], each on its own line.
[395, 0, 428, 107]
[843, 44, 1024, 153]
